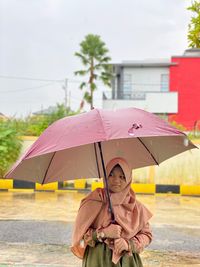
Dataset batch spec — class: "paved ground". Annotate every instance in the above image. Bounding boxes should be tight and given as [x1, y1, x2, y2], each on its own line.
[0, 191, 199, 266]
[0, 221, 199, 251]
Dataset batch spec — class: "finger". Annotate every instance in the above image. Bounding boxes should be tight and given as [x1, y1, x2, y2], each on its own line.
[117, 229, 121, 235]
[112, 225, 119, 231]
[117, 225, 122, 231]
[117, 227, 122, 233]
[118, 225, 122, 231]
[115, 229, 120, 235]
[116, 230, 121, 235]
[115, 230, 121, 236]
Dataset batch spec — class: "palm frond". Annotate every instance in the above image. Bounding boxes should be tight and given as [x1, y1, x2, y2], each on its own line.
[75, 52, 90, 65]
[80, 82, 87, 90]
[84, 91, 92, 104]
[90, 82, 97, 91]
[74, 70, 88, 76]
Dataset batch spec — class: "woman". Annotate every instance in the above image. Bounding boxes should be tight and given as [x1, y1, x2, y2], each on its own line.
[71, 157, 153, 266]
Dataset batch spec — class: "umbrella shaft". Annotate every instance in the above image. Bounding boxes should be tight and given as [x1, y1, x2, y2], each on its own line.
[97, 142, 115, 222]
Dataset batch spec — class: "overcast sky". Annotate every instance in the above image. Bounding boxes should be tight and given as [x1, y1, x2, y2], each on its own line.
[0, 0, 191, 117]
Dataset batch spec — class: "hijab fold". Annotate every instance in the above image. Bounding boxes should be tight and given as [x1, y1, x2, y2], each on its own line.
[71, 157, 153, 264]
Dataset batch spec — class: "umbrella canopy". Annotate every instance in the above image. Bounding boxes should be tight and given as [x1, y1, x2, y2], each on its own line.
[5, 108, 196, 184]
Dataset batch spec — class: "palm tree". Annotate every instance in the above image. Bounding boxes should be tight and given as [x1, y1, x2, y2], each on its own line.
[75, 34, 113, 109]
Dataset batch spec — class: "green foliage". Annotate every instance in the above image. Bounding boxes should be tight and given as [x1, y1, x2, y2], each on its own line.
[169, 120, 186, 131]
[83, 91, 92, 103]
[25, 116, 49, 136]
[188, 131, 200, 139]
[75, 34, 113, 109]
[25, 104, 78, 136]
[0, 120, 22, 177]
[187, 0, 200, 48]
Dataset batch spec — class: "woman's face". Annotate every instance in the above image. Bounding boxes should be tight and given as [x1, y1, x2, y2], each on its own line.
[108, 165, 127, 193]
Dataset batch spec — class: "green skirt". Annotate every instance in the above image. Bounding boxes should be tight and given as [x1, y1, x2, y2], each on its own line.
[83, 243, 143, 267]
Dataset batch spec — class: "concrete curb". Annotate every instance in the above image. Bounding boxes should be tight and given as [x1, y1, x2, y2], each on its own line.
[0, 179, 200, 196]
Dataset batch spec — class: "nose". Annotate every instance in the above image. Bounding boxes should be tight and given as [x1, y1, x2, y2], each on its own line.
[112, 175, 122, 184]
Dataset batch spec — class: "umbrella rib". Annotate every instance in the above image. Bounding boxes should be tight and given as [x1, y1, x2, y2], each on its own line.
[94, 143, 101, 178]
[137, 137, 159, 165]
[41, 152, 56, 184]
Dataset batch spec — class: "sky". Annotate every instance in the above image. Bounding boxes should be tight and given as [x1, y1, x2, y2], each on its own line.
[0, 0, 191, 117]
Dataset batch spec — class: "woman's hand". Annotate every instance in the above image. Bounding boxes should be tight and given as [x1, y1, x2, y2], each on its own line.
[114, 238, 129, 254]
[102, 224, 122, 239]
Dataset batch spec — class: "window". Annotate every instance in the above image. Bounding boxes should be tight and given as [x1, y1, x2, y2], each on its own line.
[123, 74, 132, 99]
[160, 74, 169, 92]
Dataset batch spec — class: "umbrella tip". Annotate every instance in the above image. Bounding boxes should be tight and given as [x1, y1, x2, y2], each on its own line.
[183, 138, 189, 147]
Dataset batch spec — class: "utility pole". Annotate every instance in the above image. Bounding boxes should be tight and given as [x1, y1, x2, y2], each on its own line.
[62, 78, 68, 109]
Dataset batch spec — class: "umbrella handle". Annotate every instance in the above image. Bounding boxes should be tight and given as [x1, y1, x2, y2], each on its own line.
[97, 142, 115, 222]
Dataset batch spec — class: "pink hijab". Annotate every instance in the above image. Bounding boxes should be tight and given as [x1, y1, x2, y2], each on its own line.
[71, 157, 153, 264]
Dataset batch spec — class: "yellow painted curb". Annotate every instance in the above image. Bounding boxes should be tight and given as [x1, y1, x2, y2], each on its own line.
[0, 179, 13, 189]
[91, 181, 104, 191]
[74, 179, 86, 189]
[180, 185, 200, 195]
[131, 183, 155, 194]
[92, 183, 156, 194]
[36, 182, 58, 190]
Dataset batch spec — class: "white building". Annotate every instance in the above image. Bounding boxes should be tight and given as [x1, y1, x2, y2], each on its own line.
[103, 60, 178, 114]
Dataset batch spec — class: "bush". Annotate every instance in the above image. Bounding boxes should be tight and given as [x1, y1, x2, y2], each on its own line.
[0, 120, 22, 177]
[169, 120, 186, 131]
[24, 104, 78, 136]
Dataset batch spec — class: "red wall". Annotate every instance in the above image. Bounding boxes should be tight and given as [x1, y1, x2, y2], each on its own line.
[169, 57, 200, 130]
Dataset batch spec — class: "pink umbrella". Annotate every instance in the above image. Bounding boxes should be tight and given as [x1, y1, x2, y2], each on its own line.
[5, 107, 197, 221]
[5, 107, 196, 184]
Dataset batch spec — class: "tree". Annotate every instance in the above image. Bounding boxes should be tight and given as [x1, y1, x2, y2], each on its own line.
[74, 34, 113, 109]
[187, 1, 200, 48]
[25, 104, 78, 136]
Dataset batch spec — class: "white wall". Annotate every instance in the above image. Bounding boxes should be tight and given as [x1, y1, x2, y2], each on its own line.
[103, 91, 178, 113]
[122, 67, 169, 92]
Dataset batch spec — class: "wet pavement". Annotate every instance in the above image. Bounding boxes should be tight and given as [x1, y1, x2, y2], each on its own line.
[0, 191, 200, 266]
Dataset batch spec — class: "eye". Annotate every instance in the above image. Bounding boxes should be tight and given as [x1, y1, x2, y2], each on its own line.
[120, 175, 126, 181]
[109, 172, 114, 177]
